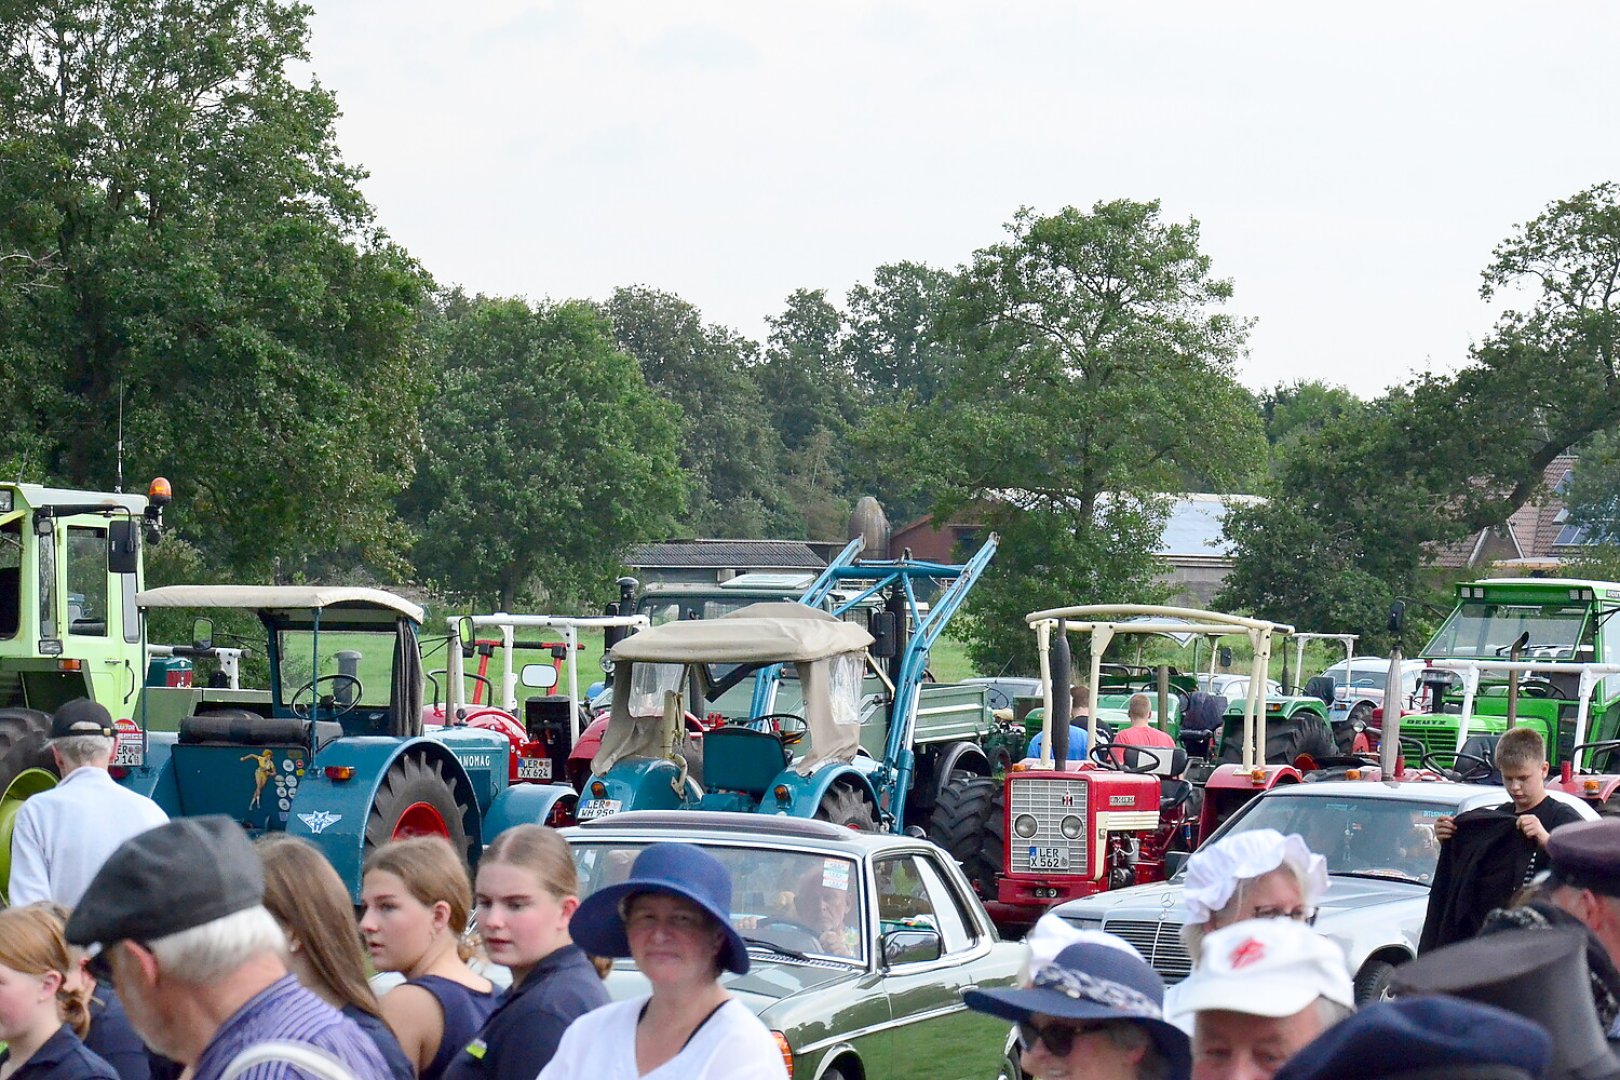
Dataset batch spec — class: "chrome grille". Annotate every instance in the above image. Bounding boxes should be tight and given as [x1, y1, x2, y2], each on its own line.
[1009, 777, 1088, 873]
[1104, 918, 1192, 982]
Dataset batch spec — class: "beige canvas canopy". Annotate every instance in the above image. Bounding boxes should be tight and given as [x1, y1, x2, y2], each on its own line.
[595, 603, 874, 779]
[137, 585, 424, 624]
[609, 602, 872, 664]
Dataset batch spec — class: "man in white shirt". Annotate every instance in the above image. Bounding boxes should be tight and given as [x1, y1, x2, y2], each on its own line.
[9, 698, 170, 906]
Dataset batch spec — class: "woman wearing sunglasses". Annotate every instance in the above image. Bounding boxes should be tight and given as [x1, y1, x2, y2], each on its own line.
[965, 938, 1190, 1080]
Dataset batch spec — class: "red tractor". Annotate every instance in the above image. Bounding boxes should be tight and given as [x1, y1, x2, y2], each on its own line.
[933, 605, 1295, 932]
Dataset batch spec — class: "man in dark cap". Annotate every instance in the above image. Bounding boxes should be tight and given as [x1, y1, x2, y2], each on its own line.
[9, 698, 168, 906]
[1542, 818, 1620, 1040]
[66, 816, 390, 1080]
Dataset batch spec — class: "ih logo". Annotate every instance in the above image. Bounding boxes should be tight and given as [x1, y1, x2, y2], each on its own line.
[1061, 793, 1074, 807]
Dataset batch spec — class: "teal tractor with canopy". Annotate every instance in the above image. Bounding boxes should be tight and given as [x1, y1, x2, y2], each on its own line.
[577, 537, 999, 832]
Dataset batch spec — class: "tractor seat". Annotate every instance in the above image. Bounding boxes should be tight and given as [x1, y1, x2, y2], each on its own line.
[1160, 778, 1195, 813]
[699, 726, 789, 799]
[178, 710, 342, 749]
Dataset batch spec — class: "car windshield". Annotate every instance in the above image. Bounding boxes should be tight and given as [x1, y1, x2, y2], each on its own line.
[1202, 795, 1452, 884]
[1423, 601, 1590, 660]
[572, 841, 866, 964]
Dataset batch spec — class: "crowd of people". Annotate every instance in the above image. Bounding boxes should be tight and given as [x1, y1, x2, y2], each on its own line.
[8, 698, 1620, 1080]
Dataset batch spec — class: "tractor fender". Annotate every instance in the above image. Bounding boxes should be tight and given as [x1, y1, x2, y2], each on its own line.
[289, 737, 484, 899]
[762, 764, 878, 820]
[485, 783, 579, 840]
[931, 741, 991, 800]
[580, 758, 699, 818]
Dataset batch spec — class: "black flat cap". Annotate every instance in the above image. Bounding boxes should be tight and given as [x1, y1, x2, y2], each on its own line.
[1548, 819, 1620, 898]
[65, 816, 263, 948]
[50, 698, 114, 740]
[1274, 996, 1551, 1080]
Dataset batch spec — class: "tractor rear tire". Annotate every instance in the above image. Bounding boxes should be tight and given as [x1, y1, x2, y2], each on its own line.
[364, 754, 475, 867]
[929, 775, 1000, 897]
[815, 783, 877, 831]
[982, 785, 1006, 891]
[0, 710, 56, 793]
[1218, 715, 1337, 766]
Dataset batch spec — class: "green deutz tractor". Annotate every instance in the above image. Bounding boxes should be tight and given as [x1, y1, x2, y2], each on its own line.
[1399, 578, 1620, 809]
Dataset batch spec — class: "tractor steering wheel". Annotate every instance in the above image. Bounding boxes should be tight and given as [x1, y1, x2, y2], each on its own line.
[1089, 741, 1165, 774]
[290, 673, 364, 719]
[424, 670, 496, 708]
[752, 713, 809, 748]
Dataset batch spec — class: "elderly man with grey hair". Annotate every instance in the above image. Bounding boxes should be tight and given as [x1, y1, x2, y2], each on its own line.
[67, 816, 390, 1080]
[8, 698, 169, 906]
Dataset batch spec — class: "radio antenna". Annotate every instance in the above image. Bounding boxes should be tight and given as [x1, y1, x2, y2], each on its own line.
[115, 376, 125, 493]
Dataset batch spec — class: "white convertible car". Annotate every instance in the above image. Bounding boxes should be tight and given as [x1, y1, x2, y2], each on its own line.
[1051, 779, 1598, 1000]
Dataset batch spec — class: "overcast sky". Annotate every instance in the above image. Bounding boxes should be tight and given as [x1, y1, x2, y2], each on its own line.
[304, 2, 1620, 397]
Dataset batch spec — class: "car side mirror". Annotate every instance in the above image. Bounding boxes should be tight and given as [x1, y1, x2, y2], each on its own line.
[1165, 850, 1190, 878]
[881, 927, 942, 966]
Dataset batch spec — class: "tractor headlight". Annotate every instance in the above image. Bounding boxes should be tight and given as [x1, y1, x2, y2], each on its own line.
[1060, 815, 1083, 840]
[1013, 813, 1038, 839]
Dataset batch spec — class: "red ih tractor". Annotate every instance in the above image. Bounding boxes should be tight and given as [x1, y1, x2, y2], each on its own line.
[932, 606, 1297, 932]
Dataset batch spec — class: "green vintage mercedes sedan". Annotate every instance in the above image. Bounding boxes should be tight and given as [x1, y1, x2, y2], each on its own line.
[564, 811, 1026, 1080]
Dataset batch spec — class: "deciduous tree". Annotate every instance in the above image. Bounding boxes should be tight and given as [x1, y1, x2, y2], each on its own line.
[402, 297, 685, 610]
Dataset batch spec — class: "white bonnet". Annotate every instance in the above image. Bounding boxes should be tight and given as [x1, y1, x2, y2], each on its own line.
[1020, 912, 1144, 984]
[1182, 828, 1329, 925]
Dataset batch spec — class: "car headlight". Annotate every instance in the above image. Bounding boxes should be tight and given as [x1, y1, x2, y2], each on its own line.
[1060, 815, 1083, 840]
[1013, 813, 1038, 838]
[1063, 915, 1104, 930]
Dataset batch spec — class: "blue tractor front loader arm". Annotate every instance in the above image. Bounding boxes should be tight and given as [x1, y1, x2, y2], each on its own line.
[770, 535, 999, 831]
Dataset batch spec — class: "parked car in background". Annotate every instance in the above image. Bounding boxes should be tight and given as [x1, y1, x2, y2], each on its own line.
[1319, 656, 1429, 729]
[1049, 780, 1598, 1001]
[1194, 672, 1282, 702]
[564, 811, 1025, 1080]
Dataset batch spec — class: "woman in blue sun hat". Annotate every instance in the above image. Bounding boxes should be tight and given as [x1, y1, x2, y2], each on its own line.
[965, 936, 1191, 1080]
[539, 843, 787, 1080]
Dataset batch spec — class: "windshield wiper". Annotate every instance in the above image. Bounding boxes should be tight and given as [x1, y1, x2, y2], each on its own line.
[1332, 870, 1427, 883]
[742, 936, 811, 961]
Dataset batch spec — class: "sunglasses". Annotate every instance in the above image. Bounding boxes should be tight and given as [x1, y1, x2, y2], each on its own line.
[85, 941, 139, 983]
[1016, 1020, 1110, 1058]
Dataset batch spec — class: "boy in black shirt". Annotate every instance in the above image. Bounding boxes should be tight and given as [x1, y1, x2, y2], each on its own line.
[1435, 727, 1583, 880]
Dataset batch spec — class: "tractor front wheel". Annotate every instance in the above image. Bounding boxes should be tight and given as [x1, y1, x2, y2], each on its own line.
[929, 775, 1000, 897]
[365, 755, 474, 866]
[815, 783, 877, 831]
[0, 710, 56, 792]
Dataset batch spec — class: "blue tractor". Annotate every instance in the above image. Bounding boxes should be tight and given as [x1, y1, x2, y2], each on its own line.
[577, 537, 999, 833]
[120, 586, 577, 896]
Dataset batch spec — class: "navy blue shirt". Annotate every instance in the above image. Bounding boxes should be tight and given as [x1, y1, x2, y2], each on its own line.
[192, 975, 390, 1080]
[85, 987, 149, 1080]
[341, 1006, 412, 1080]
[0, 1025, 118, 1080]
[438, 946, 609, 1080]
[403, 976, 497, 1080]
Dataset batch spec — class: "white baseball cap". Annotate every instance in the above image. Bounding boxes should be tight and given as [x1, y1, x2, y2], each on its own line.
[1174, 919, 1353, 1018]
[1182, 829, 1329, 925]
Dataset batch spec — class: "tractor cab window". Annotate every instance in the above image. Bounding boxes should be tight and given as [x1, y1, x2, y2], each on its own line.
[66, 527, 108, 636]
[276, 629, 397, 712]
[0, 520, 20, 639]
[1424, 602, 1590, 661]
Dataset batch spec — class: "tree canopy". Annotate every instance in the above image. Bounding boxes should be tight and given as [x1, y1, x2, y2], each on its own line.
[401, 295, 685, 610]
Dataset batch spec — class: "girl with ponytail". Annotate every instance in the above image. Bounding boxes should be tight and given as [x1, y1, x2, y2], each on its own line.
[0, 905, 116, 1080]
